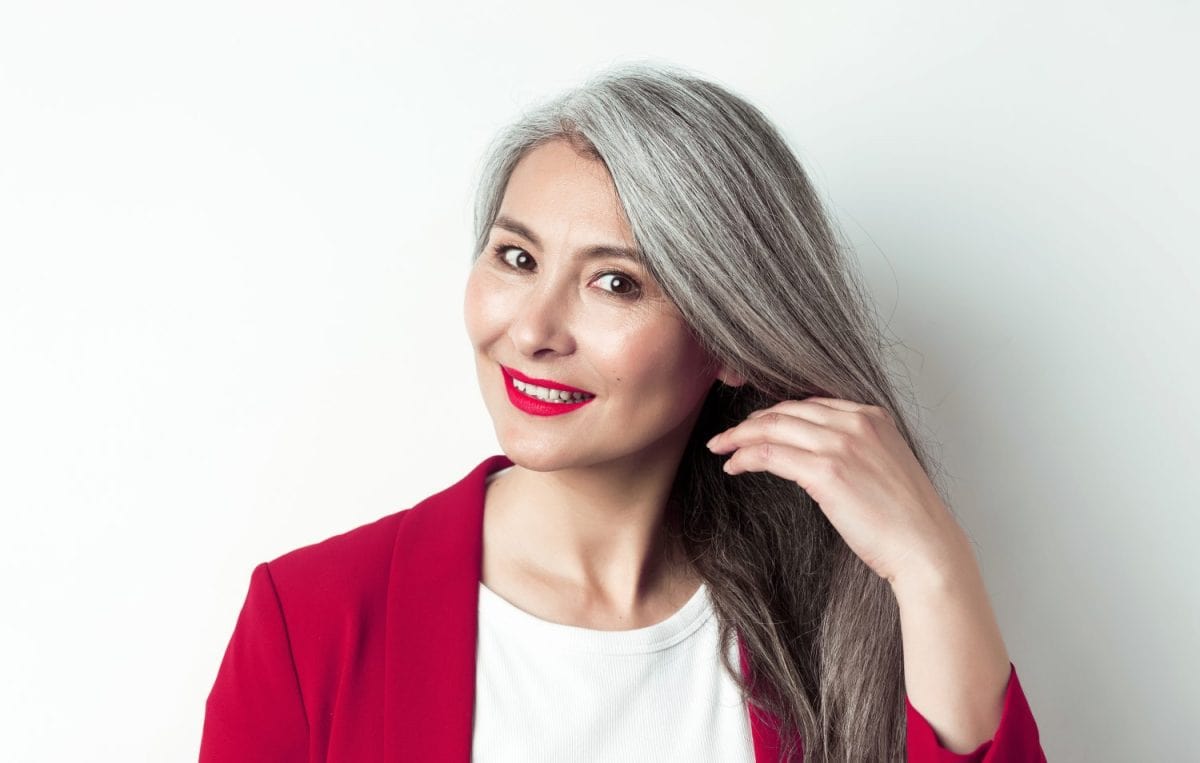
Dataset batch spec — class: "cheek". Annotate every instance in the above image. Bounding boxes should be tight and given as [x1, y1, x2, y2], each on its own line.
[608, 322, 713, 397]
[462, 267, 503, 344]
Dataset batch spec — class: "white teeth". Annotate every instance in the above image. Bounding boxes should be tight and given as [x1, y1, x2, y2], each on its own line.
[512, 378, 594, 403]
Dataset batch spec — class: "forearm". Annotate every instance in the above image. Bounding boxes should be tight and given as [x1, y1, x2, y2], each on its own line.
[891, 540, 1013, 754]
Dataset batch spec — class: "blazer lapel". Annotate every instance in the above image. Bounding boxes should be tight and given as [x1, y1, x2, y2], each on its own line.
[384, 454, 512, 761]
[383, 454, 791, 762]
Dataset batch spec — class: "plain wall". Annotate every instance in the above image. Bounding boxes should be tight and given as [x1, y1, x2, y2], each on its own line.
[1, 1, 1196, 760]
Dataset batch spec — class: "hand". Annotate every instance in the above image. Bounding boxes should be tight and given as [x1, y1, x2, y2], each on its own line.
[705, 397, 972, 587]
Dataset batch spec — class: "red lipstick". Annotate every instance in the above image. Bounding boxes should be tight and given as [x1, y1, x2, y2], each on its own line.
[500, 365, 596, 417]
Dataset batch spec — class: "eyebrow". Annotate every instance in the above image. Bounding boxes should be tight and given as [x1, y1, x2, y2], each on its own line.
[491, 215, 644, 263]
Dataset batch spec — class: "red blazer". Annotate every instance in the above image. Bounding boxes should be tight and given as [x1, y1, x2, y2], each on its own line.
[201, 454, 1046, 762]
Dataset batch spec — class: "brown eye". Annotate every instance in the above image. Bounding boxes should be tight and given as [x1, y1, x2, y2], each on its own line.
[594, 272, 641, 298]
[493, 244, 533, 270]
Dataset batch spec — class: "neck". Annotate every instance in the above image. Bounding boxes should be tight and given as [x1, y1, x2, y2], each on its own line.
[483, 443, 698, 620]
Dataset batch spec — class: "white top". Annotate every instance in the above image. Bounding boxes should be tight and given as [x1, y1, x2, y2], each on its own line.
[472, 468, 757, 762]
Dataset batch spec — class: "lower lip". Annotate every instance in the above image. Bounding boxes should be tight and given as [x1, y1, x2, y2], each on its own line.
[501, 368, 596, 417]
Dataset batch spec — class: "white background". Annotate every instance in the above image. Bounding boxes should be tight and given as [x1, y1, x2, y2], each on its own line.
[2, 2, 1196, 760]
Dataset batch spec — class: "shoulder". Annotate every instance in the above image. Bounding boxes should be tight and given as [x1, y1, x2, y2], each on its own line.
[248, 454, 509, 627]
[259, 509, 410, 622]
[210, 509, 416, 724]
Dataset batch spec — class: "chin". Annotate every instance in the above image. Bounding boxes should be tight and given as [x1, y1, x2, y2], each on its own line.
[498, 429, 673, 476]
[495, 436, 587, 473]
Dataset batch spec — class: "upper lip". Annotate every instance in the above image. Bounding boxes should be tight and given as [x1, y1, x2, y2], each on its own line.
[502, 365, 595, 395]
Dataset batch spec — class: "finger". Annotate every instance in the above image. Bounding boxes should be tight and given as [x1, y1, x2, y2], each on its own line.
[750, 398, 892, 432]
[795, 396, 869, 412]
[722, 442, 840, 499]
[708, 408, 845, 455]
[748, 399, 839, 425]
[800, 397, 894, 423]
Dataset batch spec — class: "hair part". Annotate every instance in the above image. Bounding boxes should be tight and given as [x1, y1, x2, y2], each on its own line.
[470, 60, 942, 761]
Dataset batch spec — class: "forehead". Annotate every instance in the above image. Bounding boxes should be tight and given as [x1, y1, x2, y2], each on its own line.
[496, 140, 638, 250]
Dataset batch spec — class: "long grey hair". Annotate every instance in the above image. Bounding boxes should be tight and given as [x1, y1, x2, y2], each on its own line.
[469, 61, 941, 761]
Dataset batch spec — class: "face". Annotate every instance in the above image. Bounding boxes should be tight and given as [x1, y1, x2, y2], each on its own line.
[463, 138, 737, 472]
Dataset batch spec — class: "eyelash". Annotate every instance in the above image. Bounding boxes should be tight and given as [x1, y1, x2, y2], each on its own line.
[488, 243, 643, 299]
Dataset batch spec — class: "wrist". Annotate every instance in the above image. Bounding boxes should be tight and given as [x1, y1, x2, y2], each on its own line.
[888, 532, 980, 604]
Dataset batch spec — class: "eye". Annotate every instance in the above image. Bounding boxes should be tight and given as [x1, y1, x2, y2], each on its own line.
[593, 272, 641, 298]
[489, 242, 642, 300]
[491, 243, 534, 270]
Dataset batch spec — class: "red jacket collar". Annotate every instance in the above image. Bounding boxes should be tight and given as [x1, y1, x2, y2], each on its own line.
[383, 454, 789, 761]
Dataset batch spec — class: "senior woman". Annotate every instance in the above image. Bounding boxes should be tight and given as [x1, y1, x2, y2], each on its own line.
[201, 62, 1045, 762]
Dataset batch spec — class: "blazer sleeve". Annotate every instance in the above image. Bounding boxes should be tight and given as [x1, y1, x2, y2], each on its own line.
[200, 562, 309, 762]
[905, 662, 1046, 762]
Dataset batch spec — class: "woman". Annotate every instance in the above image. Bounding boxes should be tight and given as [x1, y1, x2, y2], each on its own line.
[201, 62, 1045, 761]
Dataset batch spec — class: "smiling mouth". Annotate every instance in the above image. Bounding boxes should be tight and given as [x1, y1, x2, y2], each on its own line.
[500, 365, 596, 402]
[509, 376, 596, 404]
[499, 365, 596, 415]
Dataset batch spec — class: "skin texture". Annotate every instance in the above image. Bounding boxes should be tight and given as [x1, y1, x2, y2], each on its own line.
[462, 138, 743, 629]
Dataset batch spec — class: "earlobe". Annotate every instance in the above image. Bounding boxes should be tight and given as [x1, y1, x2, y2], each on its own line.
[717, 365, 746, 388]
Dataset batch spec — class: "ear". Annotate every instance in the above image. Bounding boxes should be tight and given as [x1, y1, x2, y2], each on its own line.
[716, 364, 746, 388]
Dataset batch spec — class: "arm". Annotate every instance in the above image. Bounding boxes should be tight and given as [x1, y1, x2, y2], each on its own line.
[893, 542, 1046, 761]
[706, 398, 1046, 761]
[200, 562, 310, 762]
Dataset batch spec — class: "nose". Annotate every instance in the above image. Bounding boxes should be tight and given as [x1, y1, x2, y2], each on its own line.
[507, 278, 577, 360]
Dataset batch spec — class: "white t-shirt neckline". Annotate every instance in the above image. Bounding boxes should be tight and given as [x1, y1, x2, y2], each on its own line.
[477, 580, 714, 655]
